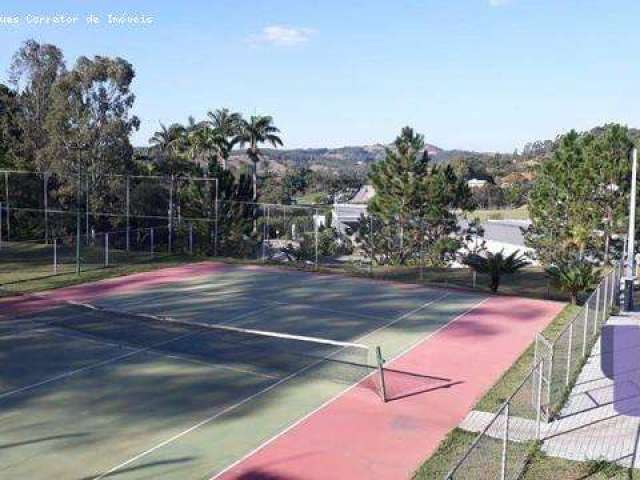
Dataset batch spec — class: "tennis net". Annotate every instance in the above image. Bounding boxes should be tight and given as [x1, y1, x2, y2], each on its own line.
[19, 298, 387, 399]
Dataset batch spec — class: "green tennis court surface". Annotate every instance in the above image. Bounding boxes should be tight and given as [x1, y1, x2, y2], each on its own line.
[0, 263, 486, 479]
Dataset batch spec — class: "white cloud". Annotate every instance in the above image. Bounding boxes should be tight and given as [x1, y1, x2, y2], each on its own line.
[249, 25, 315, 47]
[489, 0, 511, 6]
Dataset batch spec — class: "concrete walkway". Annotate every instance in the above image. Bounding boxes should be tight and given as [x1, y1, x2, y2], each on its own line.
[460, 310, 640, 468]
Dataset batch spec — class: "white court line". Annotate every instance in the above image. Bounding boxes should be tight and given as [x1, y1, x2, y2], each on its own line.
[208, 295, 490, 480]
[96, 291, 482, 480]
[0, 304, 282, 401]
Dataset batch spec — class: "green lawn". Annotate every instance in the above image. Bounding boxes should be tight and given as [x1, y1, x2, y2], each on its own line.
[521, 451, 635, 479]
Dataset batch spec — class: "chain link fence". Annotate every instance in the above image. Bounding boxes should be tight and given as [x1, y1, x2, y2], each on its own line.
[444, 261, 622, 479]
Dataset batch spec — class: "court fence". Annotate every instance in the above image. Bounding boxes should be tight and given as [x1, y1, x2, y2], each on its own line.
[444, 262, 622, 479]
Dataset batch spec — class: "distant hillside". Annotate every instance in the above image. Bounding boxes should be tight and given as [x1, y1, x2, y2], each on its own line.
[227, 143, 485, 174]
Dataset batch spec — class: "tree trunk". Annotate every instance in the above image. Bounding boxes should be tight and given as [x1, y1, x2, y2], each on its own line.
[490, 273, 500, 292]
[570, 293, 578, 305]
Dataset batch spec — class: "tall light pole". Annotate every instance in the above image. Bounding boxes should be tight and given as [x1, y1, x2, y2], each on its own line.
[624, 146, 637, 311]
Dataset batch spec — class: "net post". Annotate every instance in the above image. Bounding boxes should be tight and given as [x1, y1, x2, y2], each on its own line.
[53, 237, 57, 274]
[376, 346, 387, 402]
[105, 233, 110, 267]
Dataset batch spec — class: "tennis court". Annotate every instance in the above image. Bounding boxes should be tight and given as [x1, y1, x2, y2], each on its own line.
[0, 262, 559, 479]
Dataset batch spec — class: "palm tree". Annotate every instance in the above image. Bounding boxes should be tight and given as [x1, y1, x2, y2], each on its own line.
[547, 259, 600, 304]
[234, 115, 283, 202]
[207, 108, 242, 169]
[149, 122, 186, 156]
[186, 125, 224, 167]
[464, 250, 530, 293]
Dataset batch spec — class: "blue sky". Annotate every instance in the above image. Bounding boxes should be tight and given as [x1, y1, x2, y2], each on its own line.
[0, 0, 638, 152]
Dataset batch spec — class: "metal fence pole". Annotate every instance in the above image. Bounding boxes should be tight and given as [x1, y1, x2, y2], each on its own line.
[603, 276, 609, 320]
[369, 214, 374, 276]
[168, 175, 174, 254]
[582, 303, 589, 357]
[150, 227, 154, 256]
[214, 179, 219, 256]
[566, 323, 573, 386]
[594, 287, 600, 336]
[85, 174, 90, 241]
[104, 233, 109, 266]
[53, 238, 57, 274]
[501, 402, 510, 480]
[536, 360, 544, 440]
[0, 201, 3, 249]
[4, 171, 10, 241]
[43, 173, 49, 244]
[126, 175, 130, 251]
[314, 208, 319, 269]
[189, 223, 193, 255]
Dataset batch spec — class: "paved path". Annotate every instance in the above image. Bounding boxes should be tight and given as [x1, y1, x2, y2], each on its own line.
[460, 310, 640, 468]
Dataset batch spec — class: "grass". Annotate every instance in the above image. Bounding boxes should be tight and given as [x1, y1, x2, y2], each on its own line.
[468, 206, 530, 222]
[0, 254, 198, 297]
[413, 303, 579, 479]
[521, 451, 635, 479]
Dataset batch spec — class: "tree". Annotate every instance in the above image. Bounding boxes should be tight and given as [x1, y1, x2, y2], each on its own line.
[149, 123, 194, 175]
[44, 55, 140, 214]
[464, 250, 530, 293]
[525, 130, 599, 264]
[234, 115, 283, 202]
[9, 40, 66, 170]
[207, 108, 241, 169]
[547, 258, 600, 305]
[365, 127, 473, 265]
[0, 84, 21, 168]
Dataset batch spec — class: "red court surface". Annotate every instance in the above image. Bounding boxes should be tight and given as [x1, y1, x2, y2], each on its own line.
[215, 295, 564, 480]
[0, 261, 226, 317]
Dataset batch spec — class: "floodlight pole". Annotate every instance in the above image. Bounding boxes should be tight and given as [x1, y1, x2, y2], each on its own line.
[624, 146, 637, 311]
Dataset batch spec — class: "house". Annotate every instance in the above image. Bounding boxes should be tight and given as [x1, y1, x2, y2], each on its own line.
[331, 185, 374, 235]
[466, 178, 489, 189]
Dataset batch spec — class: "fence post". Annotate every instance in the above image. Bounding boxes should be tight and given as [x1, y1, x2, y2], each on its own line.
[566, 323, 573, 386]
[376, 346, 387, 402]
[536, 360, 544, 439]
[150, 227, 154, 256]
[168, 175, 174, 253]
[213, 179, 219, 256]
[0, 201, 3, 249]
[593, 287, 600, 336]
[603, 276, 609, 321]
[501, 403, 509, 480]
[104, 233, 109, 266]
[582, 303, 589, 357]
[314, 208, 319, 270]
[369, 214, 374, 276]
[125, 175, 130, 251]
[53, 238, 57, 274]
[43, 173, 49, 244]
[4, 171, 9, 241]
[189, 223, 193, 255]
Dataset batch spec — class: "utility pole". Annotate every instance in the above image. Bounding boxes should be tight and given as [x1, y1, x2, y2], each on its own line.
[624, 146, 637, 311]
